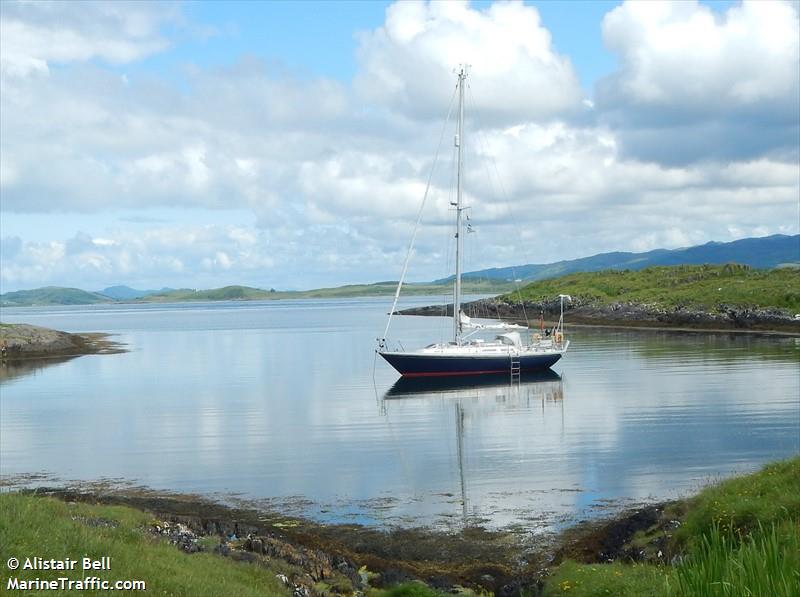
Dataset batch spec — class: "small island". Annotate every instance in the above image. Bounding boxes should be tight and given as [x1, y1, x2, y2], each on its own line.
[401, 264, 800, 334]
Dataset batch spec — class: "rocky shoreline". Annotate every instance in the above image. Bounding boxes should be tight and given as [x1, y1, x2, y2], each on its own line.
[21, 485, 675, 596]
[7, 457, 798, 596]
[0, 323, 126, 360]
[399, 298, 800, 334]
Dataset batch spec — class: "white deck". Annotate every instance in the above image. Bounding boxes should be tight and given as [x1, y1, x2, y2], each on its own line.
[405, 338, 569, 357]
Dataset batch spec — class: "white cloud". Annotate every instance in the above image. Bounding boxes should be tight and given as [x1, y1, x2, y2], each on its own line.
[597, 0, 800, 164]
[0, 1, 181, 78]
[601, 0, 798, 107]
[354, 0, 583, 123]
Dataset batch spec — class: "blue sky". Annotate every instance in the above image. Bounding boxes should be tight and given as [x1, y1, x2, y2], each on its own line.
[115, 1, 624, 91]
[1, 0, 797, 292]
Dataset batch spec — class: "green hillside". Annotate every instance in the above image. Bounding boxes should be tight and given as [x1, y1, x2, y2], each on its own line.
[508, 264, 800, 311]
[142, 286, 273, 301]
[294, 279, 514, 298]
[0, 286, 113, 307]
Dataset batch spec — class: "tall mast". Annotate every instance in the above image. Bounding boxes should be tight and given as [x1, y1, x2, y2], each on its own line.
[454, 66, 466, 345]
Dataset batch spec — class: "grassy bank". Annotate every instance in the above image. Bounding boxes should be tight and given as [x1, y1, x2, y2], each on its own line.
[544, 456, 800, 596]
[507, 264, 800, 312]
[0, 492, 468, 596]
[0, 493, 292, 596]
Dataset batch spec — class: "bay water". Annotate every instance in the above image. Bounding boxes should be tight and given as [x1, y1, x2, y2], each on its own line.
[1, 298, 798, 532]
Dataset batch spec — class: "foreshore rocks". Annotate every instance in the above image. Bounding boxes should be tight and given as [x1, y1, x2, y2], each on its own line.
[0, 323, 125, 359]
[148, 517, 354, 596]
[35, 487, 543, 595]
[24, 485, 692, 597]
[399, 298, 800, 333]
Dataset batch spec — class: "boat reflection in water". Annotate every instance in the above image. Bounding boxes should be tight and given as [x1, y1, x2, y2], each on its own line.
[384, 370, 563, 400]
[380, 371, 564, 527]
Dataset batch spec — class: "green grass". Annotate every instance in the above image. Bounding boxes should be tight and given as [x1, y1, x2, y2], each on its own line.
[371, 582, 451, 596]
[674, 457, 800, 545]
[543, 456, 800, 597]
[543, 560, 671, 596]
[672, 521, 800, 596]
[0, 492, 290, 596]
[507, 264, 800, 312]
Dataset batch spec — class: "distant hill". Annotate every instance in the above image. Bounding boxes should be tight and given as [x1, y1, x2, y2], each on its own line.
[281, 279, 513, 298]
[438, 234, 799, 283]
[143, 286, 273, 301]
[98, 285, 174, 300]
[0, 279, 513, 307]
[0, 286, 112, 307]
[141, 280, 513, 302]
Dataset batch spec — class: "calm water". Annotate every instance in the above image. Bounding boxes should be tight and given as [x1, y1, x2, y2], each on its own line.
[1, 298, 798, 532]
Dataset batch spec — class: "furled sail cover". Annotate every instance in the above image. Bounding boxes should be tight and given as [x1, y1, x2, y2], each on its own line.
[497, 332, 522, 348]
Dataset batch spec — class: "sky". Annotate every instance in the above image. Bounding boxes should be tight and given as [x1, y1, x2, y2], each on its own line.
[0, 0, 798, 292]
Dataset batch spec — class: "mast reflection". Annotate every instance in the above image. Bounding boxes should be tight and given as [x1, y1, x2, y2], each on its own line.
[380, 372, 565, 526]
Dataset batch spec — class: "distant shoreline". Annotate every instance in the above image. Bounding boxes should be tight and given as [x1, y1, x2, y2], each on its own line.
[556, 320, 800, 337]
[0, 281, 510, 307]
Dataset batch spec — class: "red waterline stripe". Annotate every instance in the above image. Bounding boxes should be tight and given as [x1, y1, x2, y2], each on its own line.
[402, 369, 509, 377]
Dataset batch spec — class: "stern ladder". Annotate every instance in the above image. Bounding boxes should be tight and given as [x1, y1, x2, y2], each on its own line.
[510, 353, 521, 382]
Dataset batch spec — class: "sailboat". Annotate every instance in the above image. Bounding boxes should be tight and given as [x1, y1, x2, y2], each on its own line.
[377, 67, 570, 378]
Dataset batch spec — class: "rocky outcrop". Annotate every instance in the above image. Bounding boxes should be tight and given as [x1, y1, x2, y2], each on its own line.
[147, 517, 352, 596]
[0, 323, 125, 359]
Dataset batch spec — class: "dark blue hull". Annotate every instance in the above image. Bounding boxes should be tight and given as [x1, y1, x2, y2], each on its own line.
[378, 351, 562, 377]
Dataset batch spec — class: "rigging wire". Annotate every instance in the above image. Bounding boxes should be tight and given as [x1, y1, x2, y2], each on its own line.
[380, 83, 459, 346]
